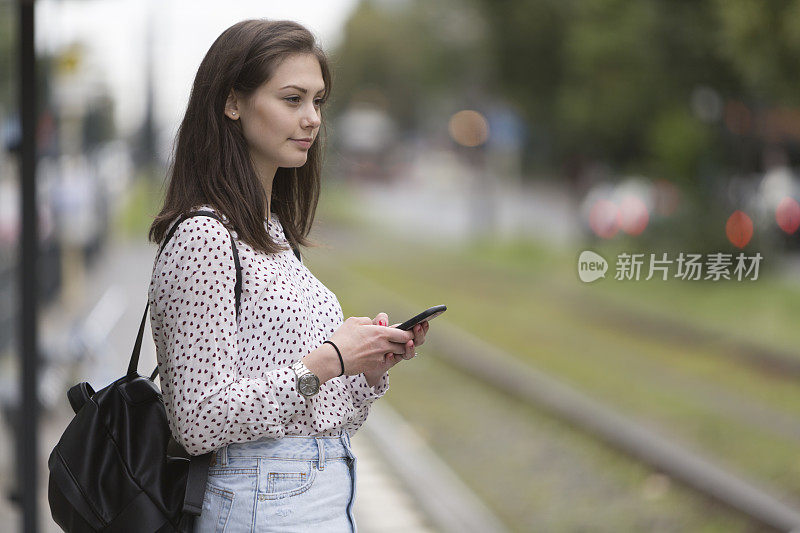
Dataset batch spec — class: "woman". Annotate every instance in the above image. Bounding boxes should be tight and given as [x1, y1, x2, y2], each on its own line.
[147, 19, 428, 532]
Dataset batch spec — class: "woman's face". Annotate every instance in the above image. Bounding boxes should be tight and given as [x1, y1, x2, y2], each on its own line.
[229, 53, 325, 174]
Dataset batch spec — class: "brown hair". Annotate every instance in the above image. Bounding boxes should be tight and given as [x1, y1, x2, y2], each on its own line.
[148, 19, 331, 255]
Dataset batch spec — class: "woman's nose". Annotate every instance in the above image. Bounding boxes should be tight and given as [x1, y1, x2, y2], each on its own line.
[301, 105, 321, 129]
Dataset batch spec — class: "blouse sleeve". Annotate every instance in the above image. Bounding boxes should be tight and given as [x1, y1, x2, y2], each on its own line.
[150, 216, 306, 456]
[341, 371, 390, 434]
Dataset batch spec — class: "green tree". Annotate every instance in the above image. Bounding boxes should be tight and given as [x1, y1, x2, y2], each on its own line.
[331, 0, 491, 131]
[713, 0, 800, 103]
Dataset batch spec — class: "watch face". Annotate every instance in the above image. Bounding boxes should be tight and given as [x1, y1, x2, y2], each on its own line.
[298, 374, 320, 396]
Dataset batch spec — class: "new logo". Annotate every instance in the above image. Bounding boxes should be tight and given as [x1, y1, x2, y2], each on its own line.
[578, 251, 608, 282]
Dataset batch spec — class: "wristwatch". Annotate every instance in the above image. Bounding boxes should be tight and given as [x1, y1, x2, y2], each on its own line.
[291, 360, 320, 398]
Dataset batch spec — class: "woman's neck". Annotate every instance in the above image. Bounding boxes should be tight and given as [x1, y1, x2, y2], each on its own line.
[251, 154, 277, 219]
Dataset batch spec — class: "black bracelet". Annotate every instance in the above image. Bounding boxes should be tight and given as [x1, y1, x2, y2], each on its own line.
[323, 340, 345, 377]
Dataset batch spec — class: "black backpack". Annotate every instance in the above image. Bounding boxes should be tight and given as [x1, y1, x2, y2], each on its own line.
[47, 210, 267, 532]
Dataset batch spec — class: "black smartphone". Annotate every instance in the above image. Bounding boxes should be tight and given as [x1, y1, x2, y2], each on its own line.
[395, 305, 447, 331]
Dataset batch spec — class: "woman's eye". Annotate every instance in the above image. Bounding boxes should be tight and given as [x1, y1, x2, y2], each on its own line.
[285, 96, 325, 107]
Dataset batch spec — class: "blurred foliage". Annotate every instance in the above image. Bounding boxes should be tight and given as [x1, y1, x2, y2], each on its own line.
[646, 107, 712, 186]
[0, 12, 115, 156]
[333, 0, 800, 186]
[82, 94, 116, 150]
[0, 5, 56, 118]
[714, 0, 800, 102]
[0, 2, 15, 109]
[330, 0, 491, 131]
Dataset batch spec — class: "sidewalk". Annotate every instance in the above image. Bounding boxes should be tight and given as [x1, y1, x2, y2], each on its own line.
[0, 238, 158, 532]
[351, 430, 438, 532]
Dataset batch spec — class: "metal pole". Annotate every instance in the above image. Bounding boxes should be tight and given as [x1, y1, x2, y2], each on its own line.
[18, 0, 40, 531]
[141, 0, 156, 174]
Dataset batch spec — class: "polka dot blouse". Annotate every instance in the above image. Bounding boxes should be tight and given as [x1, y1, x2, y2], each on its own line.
[148, 205, 389, 456]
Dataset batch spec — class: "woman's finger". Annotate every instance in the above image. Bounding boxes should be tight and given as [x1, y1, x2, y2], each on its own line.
[413, 324, 426, 347]
[386, 341, 407, 356]
[404, 339, 415, 360]
[379, 326, 415, 346]
[381, 353, 400, 371]
[419, 321, 429, 337]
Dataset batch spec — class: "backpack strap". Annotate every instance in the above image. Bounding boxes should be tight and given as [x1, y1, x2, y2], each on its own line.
[129, 210, 242, 378]
[183, 451, 213, 517]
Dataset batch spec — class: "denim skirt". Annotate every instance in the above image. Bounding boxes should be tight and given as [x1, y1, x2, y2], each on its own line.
[193, 431, 358, 533]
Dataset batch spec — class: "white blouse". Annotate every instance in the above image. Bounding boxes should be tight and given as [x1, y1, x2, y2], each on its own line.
[148, 205, 388, 456]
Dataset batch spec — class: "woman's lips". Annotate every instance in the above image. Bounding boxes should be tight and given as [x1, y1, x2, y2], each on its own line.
[291, 139, 311, 149]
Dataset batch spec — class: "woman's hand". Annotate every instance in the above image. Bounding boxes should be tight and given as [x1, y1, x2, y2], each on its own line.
[324, 316, 414, 379]
[374, 312, 428, 353]
[361, 312, 427, 387]
[303, 313, 427, 387]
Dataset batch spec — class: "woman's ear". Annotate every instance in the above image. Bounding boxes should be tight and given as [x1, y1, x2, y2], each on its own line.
[225, 90, 240, 120]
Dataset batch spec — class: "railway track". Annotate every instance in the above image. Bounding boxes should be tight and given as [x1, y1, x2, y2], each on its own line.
[308, 244, 800, 532]
[548, 284, 800, 380]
